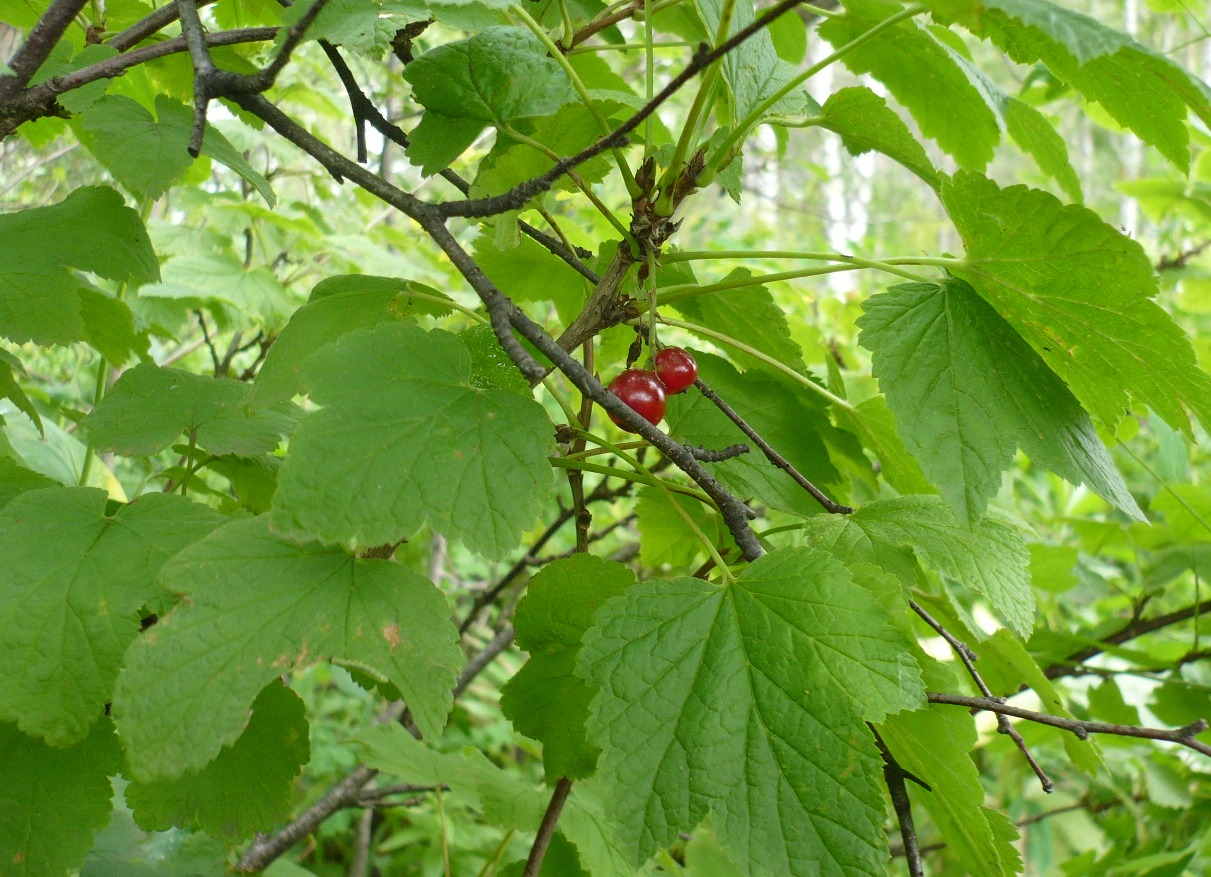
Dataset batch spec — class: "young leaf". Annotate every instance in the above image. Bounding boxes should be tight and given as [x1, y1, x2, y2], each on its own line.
[813, 86, 940, 188]
[694, 0, 812, 125]
[252, 276, 455, 404]
[500, 554, 636, 782]
[271, 324, 555, 558]
[819, 0, 1001, 170]
[84, 363, 296, 457]
[942, 170, 1211, 436]
[578, 546, 924, 875]
[858, 276, 1142, 523]
[113, 517, 462, 781]
[798, 495, 1034, 637]
[0, 186, 157, 347]
[403, 27, 578, 132]
[125, 680, 309, 839]
[0, 720, 121, 877]
[0, 349, 42, 434]
[0, 489, 223, 745]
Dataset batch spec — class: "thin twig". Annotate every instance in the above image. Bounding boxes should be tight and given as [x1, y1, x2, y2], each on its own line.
[107, 0, 218, 51]
[523, 777, 574, 877]
[910, 600, 1053, 793]
[346, 784, 376, 877]
[433, 0, 809, 219]
[694, 377, 852, 514]
[870, 726, 924, 877]
[1044, 599, 1211, 679]
[928, 693, 1211, 758]
[0, 0, 90, 100]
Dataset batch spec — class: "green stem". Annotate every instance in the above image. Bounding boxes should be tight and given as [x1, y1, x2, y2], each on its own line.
[550, 456, 714, 505]
[654, 0, 735, 213]
[557, 0, 575, 48]
[705, 4, 927, 179]
[513, 5, 640, 198]
[644, 0, 655, 154]
[77, 354, 109, 487]
[655, 314, 854, 410]
[569, 40, 697, 53]
[662, 249, 950, 282]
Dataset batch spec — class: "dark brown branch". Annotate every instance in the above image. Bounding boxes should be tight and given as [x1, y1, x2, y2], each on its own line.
[568, 0, 642, 48]
[523, 777, 574, 877]
[870, 726, 924, 877]
[928, 693, 1211, 758]
[910, 600, 1053, 793]
[431, 0, 808, 219]
[1156, 240, 1211, 271]
[694, 377, 852, 514]
[1044, 599, 1211, 679]
[179, 0, 331, 155]
[0, 0, 89, 100]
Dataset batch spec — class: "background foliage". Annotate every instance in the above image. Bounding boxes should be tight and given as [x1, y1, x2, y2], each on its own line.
[2, 0, 1211, 875]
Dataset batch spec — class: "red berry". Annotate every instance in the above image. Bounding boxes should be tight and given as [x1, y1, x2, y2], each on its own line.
[654, 347, 698, 395]
[607, 369, 666, 432]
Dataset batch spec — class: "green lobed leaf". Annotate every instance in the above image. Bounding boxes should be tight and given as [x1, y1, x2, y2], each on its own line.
[813, 86, 939, 188]
[926, 0, 1211, 171]
[252, 275, 455, 404]
[271, 324, 555, 558]
[858, 277, 1142, 523]
[879, 706, 1021, 877]
[500, 554, 636, 782]
[941, 170, 1211, 436]
[77, 95, 194, 201]
[578, 546, 924, 875]
[0, 720, 122, 877]
[0, 186, 158, 347]
[798, 495, 1034, 637]
[279, 0, 384, 54]
[404, 27, 578, 129]
[78, 287, 148, 366]
[405, 110, 486, 175]
[819, 0, 1001, 170]
[0, 489, 223, 745]
[834, 396, 934, 496]
[125, 679, 309, 839]
[113, 517, 462, 780]
[665, 353, 842, 517]
[84, 363, 296, 457]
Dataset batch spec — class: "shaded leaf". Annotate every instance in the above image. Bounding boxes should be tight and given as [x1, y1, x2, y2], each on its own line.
[114, 517, 462, 780]
[814, 86, 939, 188]
[253, 276, 455, 404]
[84, 363, 296, 457]
[125, 680, 309, 839]
[500, 555, 636, 782]
[0, 720, 121, 877]
[0, 489, 223, 744]
[271, 325, 554, 558]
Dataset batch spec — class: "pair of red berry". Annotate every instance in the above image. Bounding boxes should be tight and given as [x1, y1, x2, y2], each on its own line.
[606, 347, 698, 432]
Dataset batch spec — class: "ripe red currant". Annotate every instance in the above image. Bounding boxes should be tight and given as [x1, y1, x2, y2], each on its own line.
[607, 369, 666, 432]
[654, 347, 698, 395]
